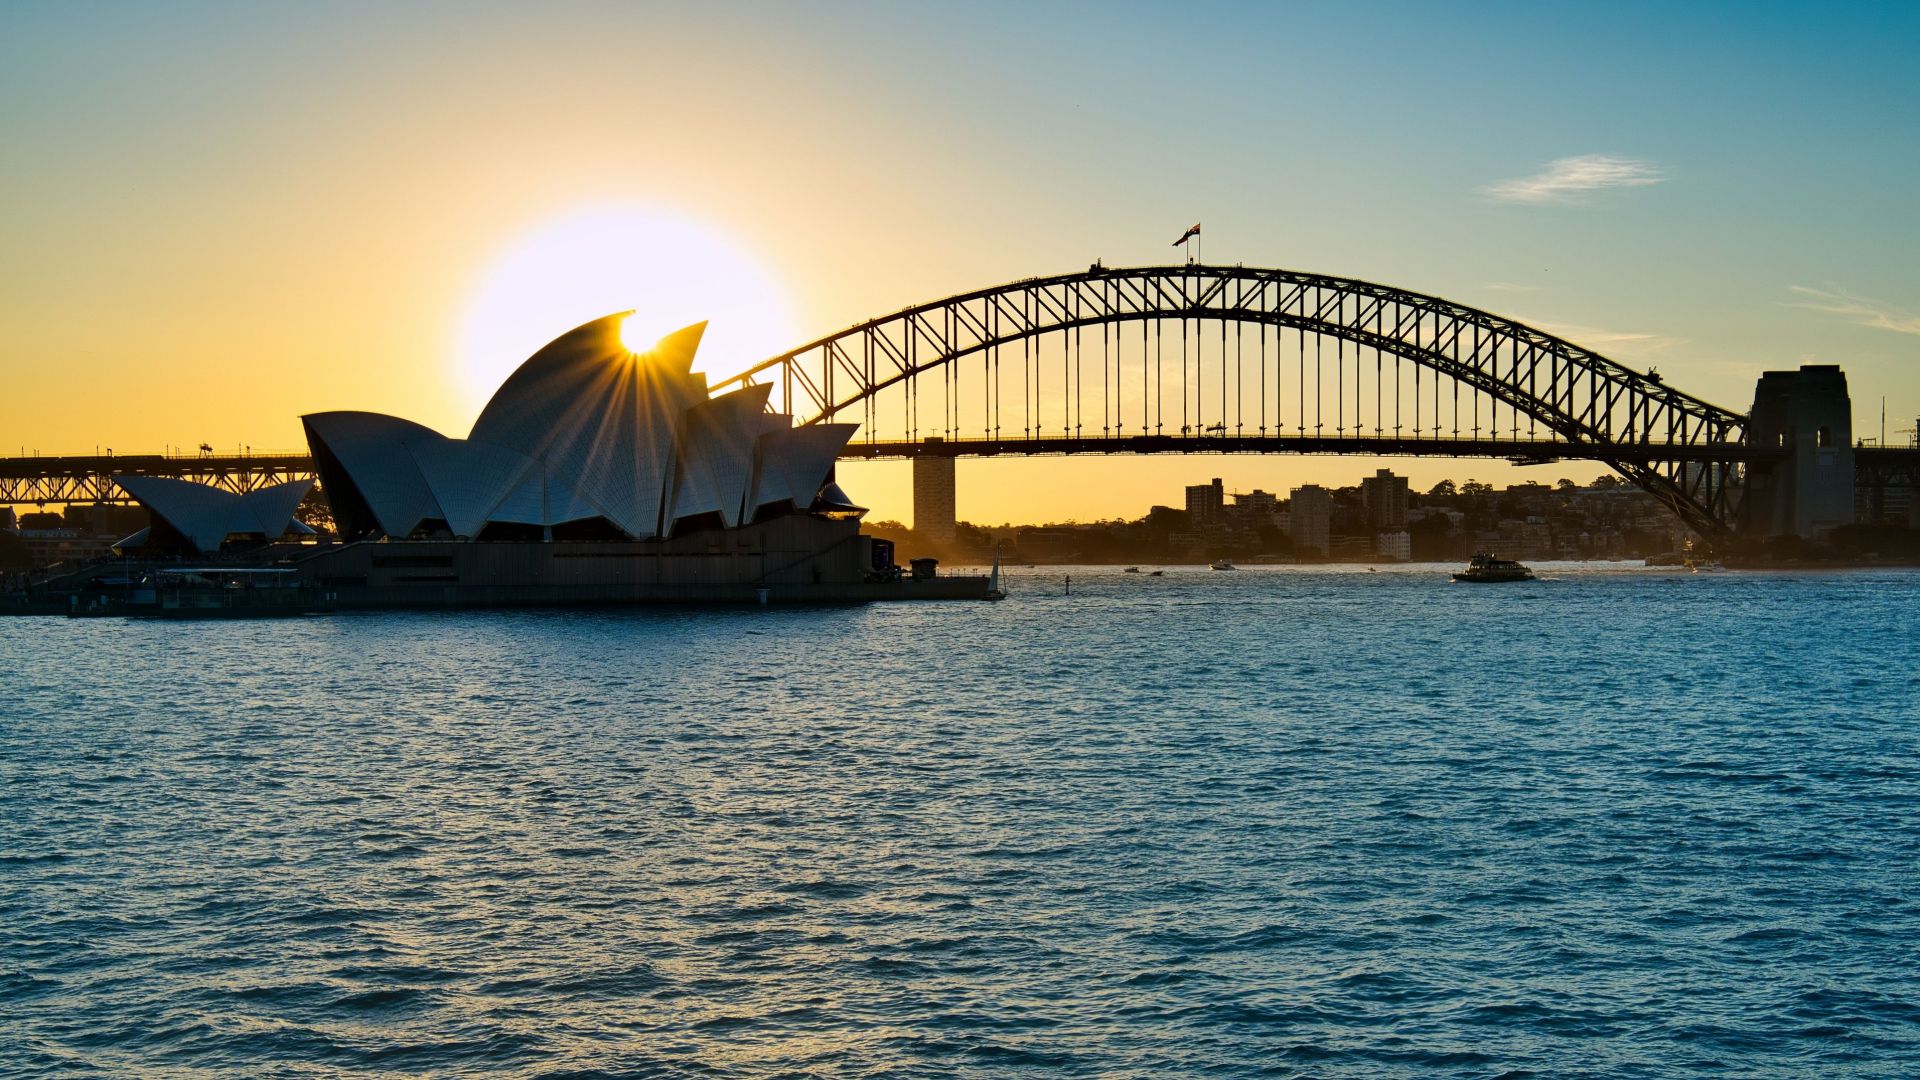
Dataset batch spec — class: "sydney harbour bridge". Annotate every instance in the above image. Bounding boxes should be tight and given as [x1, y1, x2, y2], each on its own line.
[5, 264, 1915, 543]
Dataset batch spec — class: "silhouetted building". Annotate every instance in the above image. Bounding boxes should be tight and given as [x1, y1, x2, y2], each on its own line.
[1015, 526, 1082, 560]
[1288, 485, 1331, 555]
[1186, 477, 1225, 525]
[913, 449, 957, 542]
[1232, 488, 1279, 522]
[1361, 468, 1409, 530]
[1329, 535, 1374, 560]
[1375, 530, 1411, 561]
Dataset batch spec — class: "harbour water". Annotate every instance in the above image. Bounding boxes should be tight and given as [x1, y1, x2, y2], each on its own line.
[4, 564, 1918, 1077]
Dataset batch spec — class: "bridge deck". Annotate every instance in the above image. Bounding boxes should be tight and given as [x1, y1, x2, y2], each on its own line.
[844, 435, 1786, 464]
[1, 453, 315, 507]
[0, 439, 1796, 507]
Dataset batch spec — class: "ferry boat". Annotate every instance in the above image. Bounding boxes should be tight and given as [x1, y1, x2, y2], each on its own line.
[1452, 553, 1534, 583]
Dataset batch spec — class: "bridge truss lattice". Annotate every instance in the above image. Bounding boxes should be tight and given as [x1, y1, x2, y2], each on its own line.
[0, 454, 314, 510]
[714, 265, 1755, 537]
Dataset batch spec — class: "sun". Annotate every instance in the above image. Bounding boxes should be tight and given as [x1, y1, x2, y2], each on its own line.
[616, 312, 654, 355]
[454, 206, 798, 414]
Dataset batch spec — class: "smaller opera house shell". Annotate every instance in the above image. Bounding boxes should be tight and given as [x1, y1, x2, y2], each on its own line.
[113, 474, 314, 554]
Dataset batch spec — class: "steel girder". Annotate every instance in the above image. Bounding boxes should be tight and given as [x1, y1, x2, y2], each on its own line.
[1854, 447, 1920, 524]
[0, 454, 315, 508]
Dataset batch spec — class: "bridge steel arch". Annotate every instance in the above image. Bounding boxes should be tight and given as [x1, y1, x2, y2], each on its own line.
[715, 265, 1753, 538]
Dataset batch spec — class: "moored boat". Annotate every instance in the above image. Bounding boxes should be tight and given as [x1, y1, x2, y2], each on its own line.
[1452, 553, 1534, 583]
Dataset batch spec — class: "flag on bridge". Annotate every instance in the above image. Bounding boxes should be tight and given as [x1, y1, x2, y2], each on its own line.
[1172, 223, 1201, 247]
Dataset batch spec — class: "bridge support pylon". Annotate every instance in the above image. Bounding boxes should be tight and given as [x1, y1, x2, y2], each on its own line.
[912, 445, 957, 543]
[1743, 365, 1854, 539]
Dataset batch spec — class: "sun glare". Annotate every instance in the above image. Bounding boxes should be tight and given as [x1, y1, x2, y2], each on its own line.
[616, 312, 652, 355]
[455, 207, 797, 416]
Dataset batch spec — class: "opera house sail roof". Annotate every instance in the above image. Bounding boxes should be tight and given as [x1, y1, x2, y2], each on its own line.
[301, 314, 858, 543]
[111, 475, 313, 554]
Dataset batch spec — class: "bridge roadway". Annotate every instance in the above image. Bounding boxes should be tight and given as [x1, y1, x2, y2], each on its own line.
[5, 443, 1917, 507]
[0, 438, 1803, 508]
[0, 452, 314, 507]
[845, 434, 1787, 464]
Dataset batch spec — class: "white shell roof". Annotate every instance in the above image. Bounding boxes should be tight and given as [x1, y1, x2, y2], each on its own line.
[404, 437, 537, 540]
[302, 411, 448, 537]
[300, 314, 861, 541]
[470, 316, 709, 540]
[115, 475, 314, 553]
[750, 423, 858, 516]
[672, 383, 772, 529]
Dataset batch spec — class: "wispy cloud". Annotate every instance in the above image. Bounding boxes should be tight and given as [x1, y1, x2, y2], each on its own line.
[1787, 285, 1920, 336]
[1521, 317, 1684, 356]
[1484, 154, 1665, 204]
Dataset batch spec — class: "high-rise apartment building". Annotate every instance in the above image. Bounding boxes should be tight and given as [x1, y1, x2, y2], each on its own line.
[1288, 484, 1332, 555]
[1361, 468, 1409, 530]
[1185, 477, 1225, 525]
[912, 454, 957, 542]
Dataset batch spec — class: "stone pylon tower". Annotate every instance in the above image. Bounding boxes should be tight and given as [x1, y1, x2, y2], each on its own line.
[1742, 365, 1854, 539]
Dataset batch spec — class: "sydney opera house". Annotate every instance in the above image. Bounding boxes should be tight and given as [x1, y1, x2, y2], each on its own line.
[111, 314, 995, 606]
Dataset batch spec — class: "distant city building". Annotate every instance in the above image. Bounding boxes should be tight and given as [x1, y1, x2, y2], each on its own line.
[1375, 530, 1411, 561]
[1361, 468, 1409, 530]
[15, 528, 113, 567]
[1329, 535, 1374, 560]
[1288, 484, 1332, 555]
[1186, 477, 1225, 525]
[1232, 488, 1279, 522]
[1014, 525, 1081, 561]
[1521, 521, 1553, 560]
[912, 452, 957, 542]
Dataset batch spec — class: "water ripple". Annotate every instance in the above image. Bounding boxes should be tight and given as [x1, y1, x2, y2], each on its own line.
[3, 564, 1918, 1077]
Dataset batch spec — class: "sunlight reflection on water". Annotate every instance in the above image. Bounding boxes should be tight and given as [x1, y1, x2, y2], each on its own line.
[4, 565, 1918, 1077]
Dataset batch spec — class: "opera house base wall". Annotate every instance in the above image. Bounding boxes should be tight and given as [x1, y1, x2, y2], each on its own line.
[291, 516, 998, 608]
